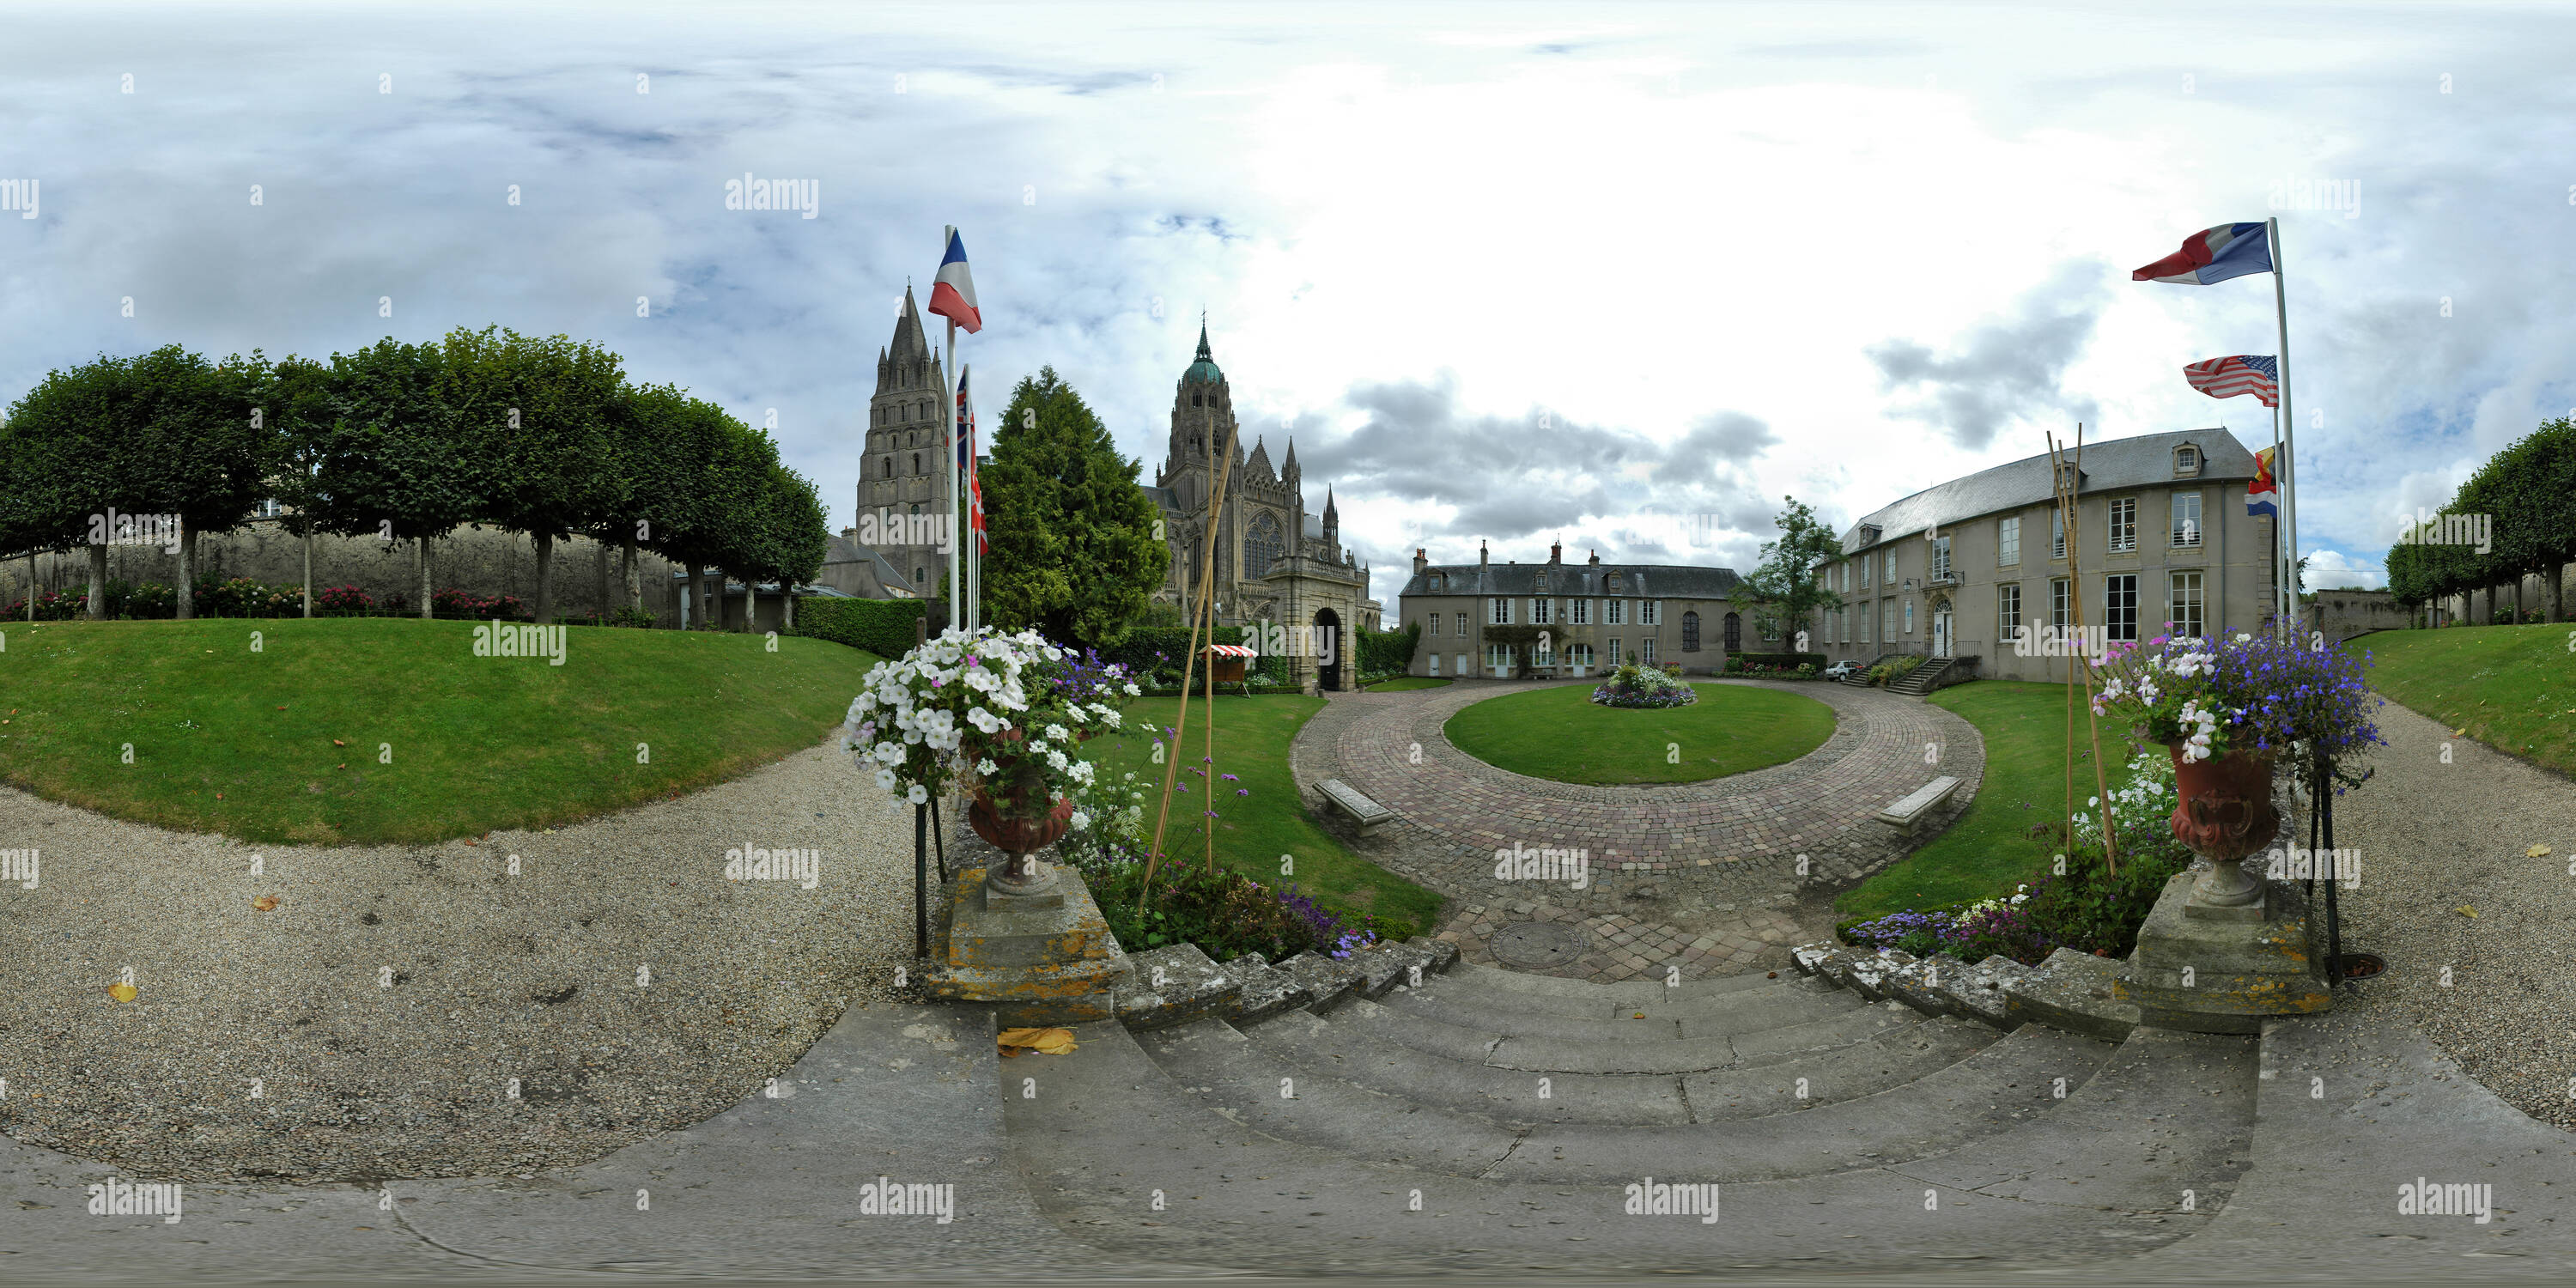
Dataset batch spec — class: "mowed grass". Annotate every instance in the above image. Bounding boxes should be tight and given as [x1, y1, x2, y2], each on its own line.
[1364, 676, 1453, 692]
[0, 618, 881, 845]
[2358, 623, 2576, 775]
[1441, 682, 1835, 786]
[1836, 680, 2115, 920]
[1083, 694, 1444, 938]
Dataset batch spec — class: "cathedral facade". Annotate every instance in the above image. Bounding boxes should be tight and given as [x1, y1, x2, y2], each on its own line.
[1141, 325, 1374, 690]
[854, 285, 951, 595]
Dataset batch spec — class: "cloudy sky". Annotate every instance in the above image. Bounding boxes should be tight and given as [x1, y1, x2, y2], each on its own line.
[7, 1, 2573, 596]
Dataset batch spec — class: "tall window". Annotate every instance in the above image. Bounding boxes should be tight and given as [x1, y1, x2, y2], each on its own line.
[1905, 600, 1915, 635]
[1642, 600, 1661, 626]
[1533, 597, 1552, 625]
[1998, 584, 2022, 638]
[912, 452, 922, 475]
[1930, 535, 1952, 579]
[1998, 517, 2020, 566]
[2107, 497, 2137, 553]
[2050, 578, 2071, 629]
[1491, 598, 1510, 625]
[1723, 612, 1742, 650]
[1245, 510, 1284, 577]
[1641, 638, 1658, 667]
[1607, 638, 1622, 666]
[1572, 598, 1590, 624]
[2050, 508, 2066, 560]
[1534, 635, 1555, 665]
[1485, 643, 1510, 671]
[2169, 570, 2205, 639]
[1428, 612, 1441, 637]
[1607, 599, 1626, 625]
[1884, 549, 1897, 580]
[2172, 491, 2202, 548]
[2105, 574, 2139, 641]
[1861, 555, 1873, 590]
[881, 457, 892, 478]
[1681, 611, 1701, 652]
[1882, 603, 1896, 641]
[1861, 605, 1874, 644]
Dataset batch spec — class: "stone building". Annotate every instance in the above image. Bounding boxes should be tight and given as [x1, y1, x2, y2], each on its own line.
[854, 285, 954, 597]
[1809, 428, 2281, 683]
[1394, 541, 1743, 678]
[1141, 324, 1373, 690]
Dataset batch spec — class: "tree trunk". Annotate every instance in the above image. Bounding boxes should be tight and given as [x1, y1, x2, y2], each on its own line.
[302, 528, 314, 618]
[2515, 575, 2527, 627]
[24, 553, 33, 621]
[623, 543, 640, 615]
[173, 519, 191, 621]
[533, 532, 556, 626]
[2554, 562, 2567, 624]
[686, 563, 705, 630]
[420, 536, 433, 619]
[783, 586, 795, 631]
[595, 538, 611, 625]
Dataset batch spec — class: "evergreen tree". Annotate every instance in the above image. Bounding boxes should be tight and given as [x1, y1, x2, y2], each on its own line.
[981, 367, 1170, 646]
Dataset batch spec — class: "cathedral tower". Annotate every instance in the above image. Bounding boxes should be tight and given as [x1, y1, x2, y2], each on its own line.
[858, 286, 948, 594]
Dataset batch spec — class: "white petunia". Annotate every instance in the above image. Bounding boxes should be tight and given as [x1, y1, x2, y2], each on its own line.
[876, 768, 897, 792]
[907, 784, 930, 805]
[977, 758, 999, 776]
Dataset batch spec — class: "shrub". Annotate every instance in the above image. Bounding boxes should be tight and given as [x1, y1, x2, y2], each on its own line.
[191, 573, 302, 618]
[1592, 661, 1697, 708]
[1355, 623, 1421, 677]
[793, 596, 927, 655]
[1091, 860, 1386, 963]
[121, 582, 178, 618]
[316, 585, 375, 613]
[428, 586, 533, 622]
[4, 589, 88, 621]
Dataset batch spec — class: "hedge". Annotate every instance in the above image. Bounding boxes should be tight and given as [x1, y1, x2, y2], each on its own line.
[792, 597, 926, 656]
[1727, 652, 1828, 671]
[1099, 625, 1250, 676]
[1356, 623, 1421, 675]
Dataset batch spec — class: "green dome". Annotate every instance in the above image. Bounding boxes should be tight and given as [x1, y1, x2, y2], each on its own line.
[1182, 321, 1223, 384]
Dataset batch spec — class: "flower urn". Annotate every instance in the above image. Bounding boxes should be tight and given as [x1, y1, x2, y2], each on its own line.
[2165, 742, 2277, 908]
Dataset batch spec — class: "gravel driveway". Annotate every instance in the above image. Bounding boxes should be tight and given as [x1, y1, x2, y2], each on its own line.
[0, 737, 929, 1183]
[2333, 691, 2576, 1131]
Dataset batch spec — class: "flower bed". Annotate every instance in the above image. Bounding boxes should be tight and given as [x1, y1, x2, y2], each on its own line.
[1591, 662, 1697, 708]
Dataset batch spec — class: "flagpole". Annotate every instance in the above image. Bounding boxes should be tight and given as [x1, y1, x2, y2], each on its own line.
[945, 317, 962, 631]
[2269, 216, 2298, 633]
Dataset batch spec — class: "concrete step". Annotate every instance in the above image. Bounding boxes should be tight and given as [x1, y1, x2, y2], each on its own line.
[1137, 1018, 1523, 1176]
[1005, 1018, 2211, 1273]
[1495, 999, 1935, 1076]
[1481, 1024, 2120, 1184]
[1892, 1025, 2257, 1212]
[1382, 969, 1862, 1038]
[1681, 1013, 2004, 1121]
[1247, 1006, 1695, 1126]
[1423, 958, 1789, 1010]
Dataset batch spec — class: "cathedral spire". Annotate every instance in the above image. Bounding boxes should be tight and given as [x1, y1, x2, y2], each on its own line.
[1282, 436, 1299, 476]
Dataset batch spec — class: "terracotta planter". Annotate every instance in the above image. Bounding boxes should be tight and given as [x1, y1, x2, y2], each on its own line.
[2166, 742, 2277, 907]
[969, 788, 1076, 855]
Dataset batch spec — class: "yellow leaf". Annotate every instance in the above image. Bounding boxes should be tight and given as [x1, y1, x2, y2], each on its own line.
[2456, 905, 2478, 919]
[2529, 845, 2554, 859]
[2451, 727, 2468, 737]
[107, 982, 137, 1002]
[252, 895, 280, 911]
[998, 1027, 1078, 1055]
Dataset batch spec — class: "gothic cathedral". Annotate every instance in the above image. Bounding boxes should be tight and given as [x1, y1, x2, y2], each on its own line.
[1143, 324, 1374, 690]
[855, 285, 948, 595]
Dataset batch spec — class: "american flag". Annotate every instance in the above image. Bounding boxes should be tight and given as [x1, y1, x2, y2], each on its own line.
[2182, 355, 2278, 408]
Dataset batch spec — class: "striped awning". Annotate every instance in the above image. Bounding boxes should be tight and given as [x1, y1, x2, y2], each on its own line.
[1203, 644, 1256, 658]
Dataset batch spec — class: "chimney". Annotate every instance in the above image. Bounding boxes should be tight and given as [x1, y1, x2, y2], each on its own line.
[1413, 547, 1428, 575]
[1549, 540, 1562, 564]
[1588, 549, 1601, 567]
[840, 526, 857, 540]
[1479, 540, 1490, 568]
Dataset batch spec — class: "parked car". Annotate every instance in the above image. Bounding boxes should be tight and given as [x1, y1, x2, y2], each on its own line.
[1821, 659, 1862, 680]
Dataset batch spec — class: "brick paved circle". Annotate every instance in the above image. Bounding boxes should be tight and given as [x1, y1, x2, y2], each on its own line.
[1288, 677, 1988, 983]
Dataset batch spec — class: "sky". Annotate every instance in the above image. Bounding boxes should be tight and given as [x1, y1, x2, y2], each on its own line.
[7, 1, 2574, 597]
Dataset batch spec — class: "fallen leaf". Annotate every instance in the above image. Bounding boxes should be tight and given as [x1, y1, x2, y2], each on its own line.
[2451, 727, 2468, 737]
[252, 895, 279, 911]
[2530, 844, 2555, 860]
[336, 763, 345, 769]
[2457, 905, 2479, 919]
[1631, 1012, 1647, 1019]
[332, 739, 345, 747]
[108, 983, 137, 1003]
[998, 1027, 1078, 1055]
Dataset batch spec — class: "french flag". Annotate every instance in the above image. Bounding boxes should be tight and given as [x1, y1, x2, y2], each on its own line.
[928, 226, 981, 333]
[2133, 222, 2274, 286]
[2246, 445, 2280, 518]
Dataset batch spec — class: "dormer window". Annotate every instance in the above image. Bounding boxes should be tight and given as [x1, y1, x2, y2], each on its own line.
[2053, 462, 2080, 496]
[2174, 445, 2202, 476]
[1534, 574, 1550, 593]
[1607, 574, 1624, 592]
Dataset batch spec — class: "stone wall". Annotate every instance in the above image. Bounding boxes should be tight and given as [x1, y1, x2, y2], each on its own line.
[2306, 589, 2413, 641]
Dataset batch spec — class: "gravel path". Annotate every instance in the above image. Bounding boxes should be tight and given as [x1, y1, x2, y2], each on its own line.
[0, 736, 926, 1183]
[2333, 690, 2576, 1131]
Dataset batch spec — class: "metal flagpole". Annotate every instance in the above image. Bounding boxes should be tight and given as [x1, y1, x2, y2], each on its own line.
[945, 320, 961, 633]
[2269, 216, 2298, 633]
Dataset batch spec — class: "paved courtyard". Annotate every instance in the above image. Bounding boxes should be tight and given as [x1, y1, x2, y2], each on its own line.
[1291, 677, 1984, 982]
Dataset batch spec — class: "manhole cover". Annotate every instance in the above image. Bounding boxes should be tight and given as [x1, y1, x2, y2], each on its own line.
[1488, 921, 1592, 969]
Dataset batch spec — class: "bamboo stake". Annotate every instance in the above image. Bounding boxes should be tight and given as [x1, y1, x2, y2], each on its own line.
[2049, 426, 2119, 876]
[1143, 428, 1237, 892]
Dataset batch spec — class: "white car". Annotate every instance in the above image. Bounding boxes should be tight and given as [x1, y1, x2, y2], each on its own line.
[1821, 660, 1863, 680]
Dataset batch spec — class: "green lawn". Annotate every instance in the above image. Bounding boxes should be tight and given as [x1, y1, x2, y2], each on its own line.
[1836, 680, 2114, 920]
[1441, 682, 1836, 786]
[0, 617, 881, 845]
[1364, 676, 1453, 692]
[1083, 694, 1444, 939]
[2356, 623, 2576, 775]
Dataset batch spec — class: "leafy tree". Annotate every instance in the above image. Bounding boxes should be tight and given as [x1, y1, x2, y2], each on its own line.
[252, 355, 339, 617]
[2481, 417, 2576, 623]
[981, 368, 1170, 647]
[628, 387, 769, 629]
[438, 327, 625, 625]
[1735, 496, 1845, 653]
[312, 338, 477, 618]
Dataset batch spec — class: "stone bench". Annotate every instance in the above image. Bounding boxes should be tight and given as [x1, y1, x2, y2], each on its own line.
[1317, 778, 1393, 836]
[1876, 774, 1961, 838]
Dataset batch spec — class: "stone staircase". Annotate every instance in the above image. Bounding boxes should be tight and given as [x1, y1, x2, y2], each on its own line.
[1888, 656, 1961, 696]
[1003, 939, 2263, 1274]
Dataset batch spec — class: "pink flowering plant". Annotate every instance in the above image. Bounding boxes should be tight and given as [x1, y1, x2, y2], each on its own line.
[842, 626, 1134, 821]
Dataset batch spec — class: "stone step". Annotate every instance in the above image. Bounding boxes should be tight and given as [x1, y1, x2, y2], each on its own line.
[1383, 970, 1860, 1037]
[1430, 959, 1783, 1012]
[1680, 1014, 2004, 1121]
[1891, 1025, 2257, 1212]
[1480, 1024, 2119, 1184]
[1493, 1000, 1935, 1076]
[1247, 1007, 1695, 1126]
[1005, 1018, 2209, 1273]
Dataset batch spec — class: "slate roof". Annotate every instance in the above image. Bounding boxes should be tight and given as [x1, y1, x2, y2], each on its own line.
[823, 534, 912, 590]
[1835, 428, 2260, 556]
[1398, 562, 1741, 600]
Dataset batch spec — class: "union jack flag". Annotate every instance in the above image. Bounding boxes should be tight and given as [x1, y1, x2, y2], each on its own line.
[2182, 355, 2278, 409]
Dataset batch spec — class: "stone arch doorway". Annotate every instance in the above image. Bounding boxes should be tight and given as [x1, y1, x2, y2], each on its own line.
[1315, 607, 1343, 692]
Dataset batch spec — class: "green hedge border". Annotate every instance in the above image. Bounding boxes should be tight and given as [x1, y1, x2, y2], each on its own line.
[790, 597, 927, 656]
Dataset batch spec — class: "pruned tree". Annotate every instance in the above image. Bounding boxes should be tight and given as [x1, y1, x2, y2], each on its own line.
[1735, 495, 1845, 653]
